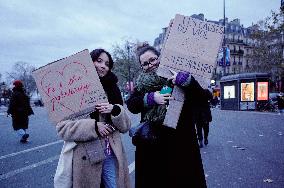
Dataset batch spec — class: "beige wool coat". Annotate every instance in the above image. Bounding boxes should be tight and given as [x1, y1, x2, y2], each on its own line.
[56, 104, 131, 188]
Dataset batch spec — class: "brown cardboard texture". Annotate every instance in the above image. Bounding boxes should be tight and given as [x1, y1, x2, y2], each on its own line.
[32, 49, 108, 123]
[157, 14, 224, 89]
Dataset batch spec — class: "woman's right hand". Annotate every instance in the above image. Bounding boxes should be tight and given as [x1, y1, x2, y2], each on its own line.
[97, 122, 113, 137]
[154, 91, 172, 105]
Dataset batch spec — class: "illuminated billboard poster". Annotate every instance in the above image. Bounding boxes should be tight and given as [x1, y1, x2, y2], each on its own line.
[241, 82, 254, 101]
[224, 85, 235, 99]
[257, 82, 268, 100]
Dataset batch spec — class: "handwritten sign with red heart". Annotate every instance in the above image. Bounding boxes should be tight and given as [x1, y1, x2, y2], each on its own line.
[32, 49, 108, 123]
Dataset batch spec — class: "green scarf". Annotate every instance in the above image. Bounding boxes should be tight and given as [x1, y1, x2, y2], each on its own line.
[136, 71, 168, 124]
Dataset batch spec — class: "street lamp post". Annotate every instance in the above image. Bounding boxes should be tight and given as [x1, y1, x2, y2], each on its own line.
[281, 31, 284, 92]
[223, 0, 226, 76]
[281, 30, 284, 63]
[126, 42, 131, 93]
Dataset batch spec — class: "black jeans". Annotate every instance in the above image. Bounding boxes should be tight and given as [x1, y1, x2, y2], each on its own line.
[196, 120, 209, 141]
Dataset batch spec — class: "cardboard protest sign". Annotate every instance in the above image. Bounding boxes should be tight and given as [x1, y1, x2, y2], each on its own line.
[32, 49, 108, 123]
[157, 14, 224, 89]
[157, 14, 224, 129]
[163, 86, 184, 129]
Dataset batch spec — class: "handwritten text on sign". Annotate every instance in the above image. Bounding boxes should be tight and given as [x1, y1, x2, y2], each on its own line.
[33, 50, 108, 123]
[157, 14, 224, 88]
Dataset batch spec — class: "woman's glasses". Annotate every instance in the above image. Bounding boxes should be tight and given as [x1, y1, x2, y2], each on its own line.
[141, 57, 158, 67]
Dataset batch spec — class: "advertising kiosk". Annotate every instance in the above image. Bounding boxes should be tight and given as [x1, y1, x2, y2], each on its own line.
[220, 73, 270, 111]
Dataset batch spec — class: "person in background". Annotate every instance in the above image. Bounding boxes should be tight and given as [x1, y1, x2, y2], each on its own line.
[196, 88, 213, 148]
[277, 92, 284, 115]
[126, 43, 207, 188]
[55, 49, 131, 188]
[7, 80, 34, 143]
[211, 95, 218, 107]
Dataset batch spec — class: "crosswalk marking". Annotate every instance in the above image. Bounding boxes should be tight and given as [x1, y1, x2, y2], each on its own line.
[0, 140, 135, 181]
[0, 155, 60, 181]
[0, 140, 63, 160]
[0, 156, 135, 181]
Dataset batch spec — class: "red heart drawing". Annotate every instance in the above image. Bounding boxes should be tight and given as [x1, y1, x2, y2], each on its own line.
[40, 61, 91, 113]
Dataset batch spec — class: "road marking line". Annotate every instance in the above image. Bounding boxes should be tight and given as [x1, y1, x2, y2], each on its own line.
[0, 155, 60, 181]
[0, 155, 135, 181]
[0, 138, 136, 180]
[128, 161, 135, 174]
[0, 140, 63, 160]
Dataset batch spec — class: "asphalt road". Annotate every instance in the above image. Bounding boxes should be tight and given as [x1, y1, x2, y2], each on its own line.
[0, 105, 283, 188]
[201, 108, 284, 188]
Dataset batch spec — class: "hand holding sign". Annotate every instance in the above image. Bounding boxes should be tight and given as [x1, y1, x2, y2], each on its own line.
[157, 14, 224, 89]
[96, 102, 114, 114]
[168, 69, 178, 84]
[154, 91, 173, 105]
[97, 122, 114, 137]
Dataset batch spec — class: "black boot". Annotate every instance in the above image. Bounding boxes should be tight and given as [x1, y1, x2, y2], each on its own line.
[204, 138, 208, 145]
[20, 134, 29, 143]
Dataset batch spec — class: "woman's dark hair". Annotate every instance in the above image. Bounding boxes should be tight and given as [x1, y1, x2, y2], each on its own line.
[90, 48, 114, 69]
[136, 42, 160, 64]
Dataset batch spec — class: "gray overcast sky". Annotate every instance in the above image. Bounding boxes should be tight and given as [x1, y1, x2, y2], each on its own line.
[0, 0, 281, 78]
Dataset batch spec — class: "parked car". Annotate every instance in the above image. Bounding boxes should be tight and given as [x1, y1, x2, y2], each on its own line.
[269, 92, 280, 103]
[0, 97, 9, 106]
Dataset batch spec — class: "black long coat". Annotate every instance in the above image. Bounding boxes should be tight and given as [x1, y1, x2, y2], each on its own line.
[198, 89, 213, 123]
[127, 76, 207, 188]
[7, 87, 34, 130]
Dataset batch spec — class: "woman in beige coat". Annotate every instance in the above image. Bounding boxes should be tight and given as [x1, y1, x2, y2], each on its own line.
[55, 49, 131, 188]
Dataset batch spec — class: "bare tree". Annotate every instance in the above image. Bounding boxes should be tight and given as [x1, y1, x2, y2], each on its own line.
[111, 40, 142, 92]
[246, 7, 284, 83]
[6, 62, 37, 96]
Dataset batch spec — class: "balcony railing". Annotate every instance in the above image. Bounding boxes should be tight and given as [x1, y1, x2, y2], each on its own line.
[226, 38, 244, 44]
[232, 61, 243, 65]
[230, 49, 244, 55]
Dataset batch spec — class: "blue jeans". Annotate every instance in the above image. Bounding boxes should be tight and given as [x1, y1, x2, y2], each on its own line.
[15, 129, 27, 138]
[101, 152, 117, 188]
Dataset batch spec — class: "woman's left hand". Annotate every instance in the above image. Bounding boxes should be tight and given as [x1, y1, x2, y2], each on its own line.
[96, 102, 114, 114]
[168, 69, 178, 84]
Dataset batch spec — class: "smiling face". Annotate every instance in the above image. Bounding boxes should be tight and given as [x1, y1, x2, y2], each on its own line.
[93, 52, 110, 77]
[139, 50, 159, 73]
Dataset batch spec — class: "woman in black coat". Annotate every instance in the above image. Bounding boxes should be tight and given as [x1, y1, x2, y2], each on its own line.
[7, 80, 34, 143]
[126, 43, 207, 188]
[196, 89, 213, 148]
